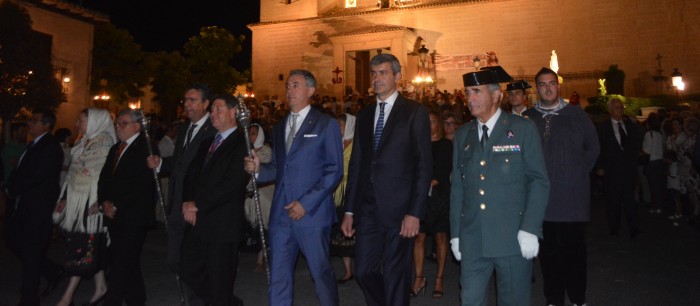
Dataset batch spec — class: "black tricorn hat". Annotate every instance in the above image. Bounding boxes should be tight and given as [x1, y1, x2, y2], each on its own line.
[506, 80, 532, 91]
[462, 66, 514, 87]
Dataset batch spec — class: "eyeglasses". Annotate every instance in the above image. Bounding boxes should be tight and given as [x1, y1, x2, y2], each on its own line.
[444, 121, 457, 126]
[114, 121, 136, 128]
[182, 97, 200, 104]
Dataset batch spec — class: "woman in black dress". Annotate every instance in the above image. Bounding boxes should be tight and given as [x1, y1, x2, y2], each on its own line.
[412, 111, 453, 298]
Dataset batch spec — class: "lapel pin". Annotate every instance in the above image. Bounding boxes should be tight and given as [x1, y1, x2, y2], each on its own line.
[507, 130, 514, 139]
[465, 144, 470, 151]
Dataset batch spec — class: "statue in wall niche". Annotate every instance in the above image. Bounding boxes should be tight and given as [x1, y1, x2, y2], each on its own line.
[486, 51, 499, 66]
[550, 50, 559, 73]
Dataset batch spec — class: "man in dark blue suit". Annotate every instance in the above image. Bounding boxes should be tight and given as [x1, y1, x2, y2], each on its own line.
[180, 94, 249, 306]
[245, 70, 343, 306]
[341, 53, 433, 306]
[6, 109, 64, 306]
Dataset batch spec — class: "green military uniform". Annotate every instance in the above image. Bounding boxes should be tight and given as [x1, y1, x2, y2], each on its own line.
[450, 109, 549, 306]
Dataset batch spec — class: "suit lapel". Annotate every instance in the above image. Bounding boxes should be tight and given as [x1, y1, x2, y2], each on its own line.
[376, 96, 404, 151]
[174, 121, 192, 155]
[190, 119, 213, 149]
[18, 136, 44, 168]
[114, 134, 141, 174]
[363, 103, 377, 151]
[488, 113, 511, 147]
[204, 129, 241, 169]
[466, 121, 481, 154]
[287, 108, 319, 156]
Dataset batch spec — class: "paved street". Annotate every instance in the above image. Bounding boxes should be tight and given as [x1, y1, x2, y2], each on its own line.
[2, 193, 700, 305]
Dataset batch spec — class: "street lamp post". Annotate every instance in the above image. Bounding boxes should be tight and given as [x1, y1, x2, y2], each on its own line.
[413, 44, 435, 99]
[671, 68, 684, 100]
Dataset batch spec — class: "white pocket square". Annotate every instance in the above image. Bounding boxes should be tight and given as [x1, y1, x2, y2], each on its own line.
[303, 134, 318, 138]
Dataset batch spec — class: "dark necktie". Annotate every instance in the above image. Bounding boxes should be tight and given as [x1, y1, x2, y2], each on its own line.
[481, 125, 489, 149]
[617, 122, 627, 149]
[184, 123, 197, 150]
[374, 102, 386, 151]
[112, 141, 127, 172]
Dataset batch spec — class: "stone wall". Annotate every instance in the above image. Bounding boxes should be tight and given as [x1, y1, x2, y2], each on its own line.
[251, 0, 699, 108]
[18, 1, 98, 134]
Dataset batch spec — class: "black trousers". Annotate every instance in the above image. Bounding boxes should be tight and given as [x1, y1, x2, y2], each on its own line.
[10, 216, 62, 304]
[181, 227, 241, 306]
[104, 222, 148, 306]
[539, 221, 587, 306]
[354, 184, 414, 306]
[604, 176, 639, 235]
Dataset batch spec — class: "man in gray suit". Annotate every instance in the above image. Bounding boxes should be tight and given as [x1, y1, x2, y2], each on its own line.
[450, 66, 549, 306]
[147, 83, 216, 303]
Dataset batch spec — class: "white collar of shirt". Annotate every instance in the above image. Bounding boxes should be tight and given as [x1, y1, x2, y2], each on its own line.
[611, 118, 624, 127]
[18, 132, 48, 166]
[117, 133, 139, 162]
[189, 112, 210, 137]
[123, 133, 139, 147]
[611, 118, 626, 144]
[287, 104, 311, 138]
[217, 126, 237, 141]
[511, 106, 527, 116]
[31, 132, 48, 145]
[374, 90, 399, 128]
[478, 108, 502, 139]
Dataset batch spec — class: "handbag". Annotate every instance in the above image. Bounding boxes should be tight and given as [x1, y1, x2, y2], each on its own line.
[63, 217, 107, 277]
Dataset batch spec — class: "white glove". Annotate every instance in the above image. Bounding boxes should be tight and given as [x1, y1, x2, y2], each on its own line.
[450, 238, 462, 261]
[517, 230, 539, 259]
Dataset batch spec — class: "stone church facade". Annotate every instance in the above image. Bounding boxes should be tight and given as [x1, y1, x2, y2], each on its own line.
[8, 0, 106, 132]
[250, 0, 698, 105]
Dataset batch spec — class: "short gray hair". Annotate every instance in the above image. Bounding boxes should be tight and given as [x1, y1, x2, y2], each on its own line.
[370, 54, 401, 74]
[487, 83, 501, 92]
[118, 109, 143, 129]
[289, 69, 317, 89]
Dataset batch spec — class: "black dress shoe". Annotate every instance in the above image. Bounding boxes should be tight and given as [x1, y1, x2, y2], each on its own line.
[42, 270, 65, 297]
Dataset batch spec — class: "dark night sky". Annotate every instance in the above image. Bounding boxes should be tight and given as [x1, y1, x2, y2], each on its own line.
[75, 0, 260, 71]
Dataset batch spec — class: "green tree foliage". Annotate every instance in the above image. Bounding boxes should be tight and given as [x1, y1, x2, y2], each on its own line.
[148, 51, 191, 122]
[0, 1, 63, 127]
[184, 26, 246, 94]
[91, 23, 151, 104]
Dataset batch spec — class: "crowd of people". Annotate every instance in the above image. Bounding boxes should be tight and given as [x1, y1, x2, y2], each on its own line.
[3, 52, 700, 306]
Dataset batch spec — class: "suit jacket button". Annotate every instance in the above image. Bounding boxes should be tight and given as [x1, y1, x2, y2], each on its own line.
[480, 174, 485, 180]
[479, 189, 484, 195]
[480, 203, 486, 210]
[461, 175, 465, 180]
[480, 160, 486, 166]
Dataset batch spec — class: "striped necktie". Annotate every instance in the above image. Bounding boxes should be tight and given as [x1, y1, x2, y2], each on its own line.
[373, 102, 386, 151]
